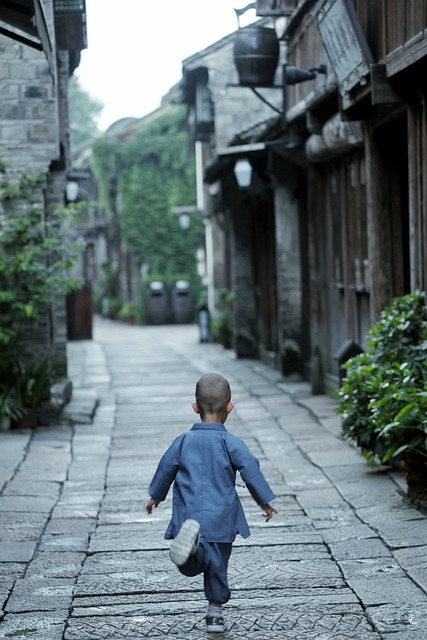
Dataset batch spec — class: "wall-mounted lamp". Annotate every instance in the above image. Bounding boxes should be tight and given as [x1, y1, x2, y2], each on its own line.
[285, 65, 327, 85]
[66, 180, 79, 202]
[234, 158, 253, 188]
[246, 63, 327, 116]
[179, 213, 191, 230]
[171, 205, 198, 229]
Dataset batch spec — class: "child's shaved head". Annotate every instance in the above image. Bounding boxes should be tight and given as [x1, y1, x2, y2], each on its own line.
[195, 373, 231, 416]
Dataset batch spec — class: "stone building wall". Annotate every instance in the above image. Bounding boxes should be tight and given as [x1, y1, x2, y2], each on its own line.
[0, 0, 74, 376]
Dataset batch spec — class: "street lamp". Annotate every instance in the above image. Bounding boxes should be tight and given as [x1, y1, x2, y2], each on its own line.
[65, 180, 79, 202]
[171, 205, 198, 229]
[178, 213, 191, 230]
[234, 159, 253, 188]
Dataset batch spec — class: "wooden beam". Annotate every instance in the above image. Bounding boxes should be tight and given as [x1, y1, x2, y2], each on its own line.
[371, 64, 403, 105]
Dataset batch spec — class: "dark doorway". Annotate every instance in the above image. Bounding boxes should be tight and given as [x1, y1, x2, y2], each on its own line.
[374, 115, 410, 296]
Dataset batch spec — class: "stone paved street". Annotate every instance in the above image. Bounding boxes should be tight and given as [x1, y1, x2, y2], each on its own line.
[1, 317, 427, 639]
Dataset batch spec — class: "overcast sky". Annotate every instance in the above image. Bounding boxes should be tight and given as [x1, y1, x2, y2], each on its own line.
[76, 0, 257, 131]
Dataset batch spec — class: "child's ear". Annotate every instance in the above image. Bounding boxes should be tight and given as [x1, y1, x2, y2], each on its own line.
[226, 401, 234, 414]
[192, 402, 200, 414]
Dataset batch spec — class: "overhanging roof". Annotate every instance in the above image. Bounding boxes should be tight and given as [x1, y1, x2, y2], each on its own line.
[0, 0, 53, 64]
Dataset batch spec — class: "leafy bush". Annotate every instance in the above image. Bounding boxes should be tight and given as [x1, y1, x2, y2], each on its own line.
[337, 291, 427, 464]
[0, 390, 26, 427]
[108, 297, 122, 318]
[0, 357, 53, 415]
[211, 289, 235, 348]
[0, 170, 83, 425]
[119, 301, 138, 321]
[0, 178, 83, 350]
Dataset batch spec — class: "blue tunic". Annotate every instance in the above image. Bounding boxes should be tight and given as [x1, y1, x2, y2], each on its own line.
[149, 422, 276, 543]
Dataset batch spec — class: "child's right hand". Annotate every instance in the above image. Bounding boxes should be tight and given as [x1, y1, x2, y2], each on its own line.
[261, 503, 277, 522]
[146, 498, 160, 514]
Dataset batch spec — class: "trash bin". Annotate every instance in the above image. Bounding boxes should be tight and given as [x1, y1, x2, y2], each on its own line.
[171, 280, 195, 324]
[146, 281, 169, 325]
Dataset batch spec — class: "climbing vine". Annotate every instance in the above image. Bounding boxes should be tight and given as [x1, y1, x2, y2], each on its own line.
[92, 105, 204, 289]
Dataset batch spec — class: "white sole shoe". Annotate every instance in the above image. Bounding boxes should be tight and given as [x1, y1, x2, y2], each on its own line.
[206, 615, 225, 633]
[169, 519, 200, 566]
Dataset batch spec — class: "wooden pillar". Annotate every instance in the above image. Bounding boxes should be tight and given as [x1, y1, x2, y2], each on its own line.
[365, 124, 394, 324]
[408, 95, 427, 292]
[230, 197, 259, 358]
[274, 161, 304, 375]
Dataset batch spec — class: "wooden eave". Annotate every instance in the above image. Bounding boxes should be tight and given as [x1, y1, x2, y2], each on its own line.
[0, 0, 52, 59]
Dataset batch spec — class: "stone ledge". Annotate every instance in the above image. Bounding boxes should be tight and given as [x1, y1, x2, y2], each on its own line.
[61, 388, 99, 425]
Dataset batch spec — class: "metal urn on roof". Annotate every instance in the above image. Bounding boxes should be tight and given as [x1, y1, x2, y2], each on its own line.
[233, 25, 279, 86]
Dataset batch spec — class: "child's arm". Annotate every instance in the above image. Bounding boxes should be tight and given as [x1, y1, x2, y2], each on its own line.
[146, 435, 183, 513]
[260, 502, 277, 522]
[146, 498, 161, 514]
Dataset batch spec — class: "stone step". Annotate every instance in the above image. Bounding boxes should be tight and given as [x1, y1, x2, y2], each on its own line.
[61, 387, 99, 425]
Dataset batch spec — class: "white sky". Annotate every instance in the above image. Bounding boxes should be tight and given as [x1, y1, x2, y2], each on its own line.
[76, 0, 258, 131]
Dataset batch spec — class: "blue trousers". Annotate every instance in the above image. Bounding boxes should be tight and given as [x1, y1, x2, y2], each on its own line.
[177, 540, 232, 604]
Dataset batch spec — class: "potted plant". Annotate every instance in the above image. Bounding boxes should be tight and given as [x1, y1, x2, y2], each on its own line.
[337, 291, 427, 500]
[119, 301, 138, 325]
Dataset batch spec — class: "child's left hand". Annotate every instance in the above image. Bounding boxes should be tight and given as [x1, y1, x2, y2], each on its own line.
[260, 503, 277, 522]
[146, 498, 160, 514]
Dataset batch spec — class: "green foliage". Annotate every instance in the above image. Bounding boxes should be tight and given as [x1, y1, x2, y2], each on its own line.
[91, 137, 117, 219]
[100, 262, 119, 298]
[0, 358, 53, 410]
[0, 390, 26, 425]
[0, 206, 83, 348]
[92, 105, 205, 293]
[108, 297, 122, 318]
[211, 289, 235, 348]
[0, 171, 83, 424]
[68, 75, 103, 154]
[119, 301, 138, 321]
[337, 291, 427, 463]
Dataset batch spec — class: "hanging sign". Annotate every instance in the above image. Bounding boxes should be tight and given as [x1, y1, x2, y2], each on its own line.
[314, 0, 373, 97]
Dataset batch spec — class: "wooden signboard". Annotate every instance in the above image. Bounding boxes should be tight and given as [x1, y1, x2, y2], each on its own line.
[314, 0, 373, 97]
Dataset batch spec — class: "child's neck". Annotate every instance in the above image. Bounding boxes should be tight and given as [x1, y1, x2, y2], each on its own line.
[201, 412, 225, 424]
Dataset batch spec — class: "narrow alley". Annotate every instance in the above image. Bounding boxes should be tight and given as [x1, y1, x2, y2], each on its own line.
[1, 317, 427, 639]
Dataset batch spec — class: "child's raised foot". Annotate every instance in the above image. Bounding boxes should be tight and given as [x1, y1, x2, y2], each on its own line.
[169, 519, 200, 566]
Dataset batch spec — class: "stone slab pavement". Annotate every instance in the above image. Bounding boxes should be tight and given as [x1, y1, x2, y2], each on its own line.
[1, 316, 427, 639]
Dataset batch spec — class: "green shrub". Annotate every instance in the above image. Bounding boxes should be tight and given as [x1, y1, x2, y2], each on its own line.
[119, 301, 138, 320]
[0, 390, 26, 426]
[337, 291, 427, 464]
[0, 170, 83, 426]
[211, 289, 234, 348]
[108, 297, 122, 318]
[0, 357, 53, 418]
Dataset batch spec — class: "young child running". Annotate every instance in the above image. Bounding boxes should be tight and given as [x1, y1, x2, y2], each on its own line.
[146, 372, 277, 633]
